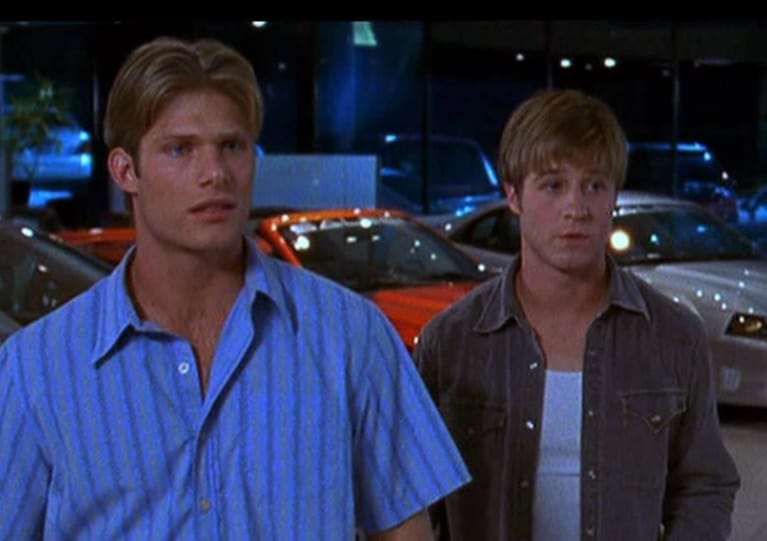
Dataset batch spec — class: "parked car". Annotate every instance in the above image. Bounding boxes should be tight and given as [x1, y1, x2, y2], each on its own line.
[57, 208, 492, 351]
[258, 208, 491, 349]
[436, 191, 767, 407]
[0, 219, 111, 327]
[626, 141, 739, 223]
[352, 133, 503, 217]
[739, 183, 767, 223]
[54, 227, 136, 266]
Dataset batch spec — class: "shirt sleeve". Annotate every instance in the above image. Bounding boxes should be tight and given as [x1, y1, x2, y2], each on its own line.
[0, 342, 50, 539]
[662, 322, 740, 540]
[349, 304, 470, 534]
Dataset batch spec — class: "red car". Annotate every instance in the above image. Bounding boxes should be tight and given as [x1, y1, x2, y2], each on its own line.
[56, 208, 491, 350]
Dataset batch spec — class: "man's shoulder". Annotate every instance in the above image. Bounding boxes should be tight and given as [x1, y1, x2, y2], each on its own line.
[620, 267, 706, 332]
[422, 274, 502, 334]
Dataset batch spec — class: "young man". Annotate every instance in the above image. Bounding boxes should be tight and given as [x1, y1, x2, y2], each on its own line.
[0, 36, 469, 539]
[414, 89, 740, 540]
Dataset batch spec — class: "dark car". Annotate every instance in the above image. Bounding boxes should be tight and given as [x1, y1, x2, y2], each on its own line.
[0, 219, 111, 327]
[352, 133, 503, 217]
[0, 309, 21, 344]
[626, 141, 739, 223]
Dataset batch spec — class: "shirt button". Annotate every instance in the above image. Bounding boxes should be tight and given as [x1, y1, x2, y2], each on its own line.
[178, 362, 191, 375]
[525, 420, 535, 430]
[587, 409, 596, 418]
[200, 498, 212, 512]
[587, 469, 597, 480]
[586, 527, 595, 536]
[529, 361, 539, 370]
[520, 479, 530, 488]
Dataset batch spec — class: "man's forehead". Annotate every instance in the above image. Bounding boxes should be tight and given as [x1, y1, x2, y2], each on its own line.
[531, 159, 609, 176]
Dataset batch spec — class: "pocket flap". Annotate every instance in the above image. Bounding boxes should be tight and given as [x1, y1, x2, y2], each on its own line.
[440, 400, 506, 443]
[620, 389, 687, 433]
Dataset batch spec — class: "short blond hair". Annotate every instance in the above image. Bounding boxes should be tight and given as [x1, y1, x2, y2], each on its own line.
[497, 88, 627, 192]
[103, 36, 263, 158]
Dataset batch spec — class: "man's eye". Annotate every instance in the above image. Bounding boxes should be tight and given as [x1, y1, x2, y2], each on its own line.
[587, 180, 607, 192]
[223, 140, 244, 152]
[168, 143, 189, 157]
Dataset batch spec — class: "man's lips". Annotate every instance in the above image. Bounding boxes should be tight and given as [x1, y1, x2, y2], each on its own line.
[559, 231, 590, 242]
[189, 199, 236, 213]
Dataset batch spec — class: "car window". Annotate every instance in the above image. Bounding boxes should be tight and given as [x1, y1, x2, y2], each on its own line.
[0, 225, 109, 325]
[626, 147, 730, 191]
[611, 206, 758, 264]
[455, 208, 520, 254]
[275, 216, 488, 290]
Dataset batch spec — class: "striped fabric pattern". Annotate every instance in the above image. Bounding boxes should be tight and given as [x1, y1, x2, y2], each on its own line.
[0, 240, 470, 540]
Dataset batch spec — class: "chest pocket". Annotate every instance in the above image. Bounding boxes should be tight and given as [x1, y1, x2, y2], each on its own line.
[440, 400, 507, 445]
[620, 389, 687, 434]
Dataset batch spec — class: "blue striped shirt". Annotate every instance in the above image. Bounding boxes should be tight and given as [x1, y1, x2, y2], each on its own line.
[0, 238, 470, 540]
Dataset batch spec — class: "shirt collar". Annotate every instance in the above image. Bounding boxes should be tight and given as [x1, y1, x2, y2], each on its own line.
[473, 254, 650, 334]
[89, 236, 293, 365]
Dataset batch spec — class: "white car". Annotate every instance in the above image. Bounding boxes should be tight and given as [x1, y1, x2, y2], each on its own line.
[437, 191, 767, 407]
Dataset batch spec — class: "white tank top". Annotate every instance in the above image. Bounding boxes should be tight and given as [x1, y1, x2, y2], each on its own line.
[532, 369, 583, 541]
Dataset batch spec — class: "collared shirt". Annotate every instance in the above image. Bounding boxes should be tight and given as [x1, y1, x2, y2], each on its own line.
[414, 255, 740, 541]
[0, 238, 470, 540]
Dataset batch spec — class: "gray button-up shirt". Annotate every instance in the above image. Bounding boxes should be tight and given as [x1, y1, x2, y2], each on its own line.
[414, 255, 740, 541]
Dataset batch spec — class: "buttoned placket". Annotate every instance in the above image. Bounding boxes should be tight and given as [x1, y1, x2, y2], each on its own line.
[514, 324, 546, 541]
[581, 316, 605, 540]
[172, 338, 221, 539]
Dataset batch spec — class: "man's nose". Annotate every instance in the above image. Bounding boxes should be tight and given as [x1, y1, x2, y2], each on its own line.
[199, 147, 228, 186]
[562, 186, 590, 220]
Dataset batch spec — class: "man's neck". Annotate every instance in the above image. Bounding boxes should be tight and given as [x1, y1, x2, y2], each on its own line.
[127, 241, 246, 327]
[515, 257, 610, 319]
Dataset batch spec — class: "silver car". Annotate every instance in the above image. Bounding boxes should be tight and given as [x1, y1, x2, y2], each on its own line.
[437, 191, 767, 407]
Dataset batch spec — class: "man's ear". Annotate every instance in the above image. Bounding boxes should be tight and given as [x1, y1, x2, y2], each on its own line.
[505, 183, 522, 215]
[108, 147, 139, 195]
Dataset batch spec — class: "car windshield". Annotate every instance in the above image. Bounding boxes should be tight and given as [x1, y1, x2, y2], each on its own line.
[0, 223, 111, 325]
[627, 148, 730, 189]
[381, 139, 499, 196]
[275, 215, 489, 290]
[611, 205, 761, 265]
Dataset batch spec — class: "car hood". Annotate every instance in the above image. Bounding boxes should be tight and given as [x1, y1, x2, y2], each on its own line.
[629, 259, 767, 316]
[364, 281, 481, 351]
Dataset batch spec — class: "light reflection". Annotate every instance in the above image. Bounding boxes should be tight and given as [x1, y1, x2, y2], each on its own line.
[294, 235, 310, 251]
[610, 229, 631, 252]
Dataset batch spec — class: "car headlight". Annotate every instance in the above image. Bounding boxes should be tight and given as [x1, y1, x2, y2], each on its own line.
[726, 313, 767, 339]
